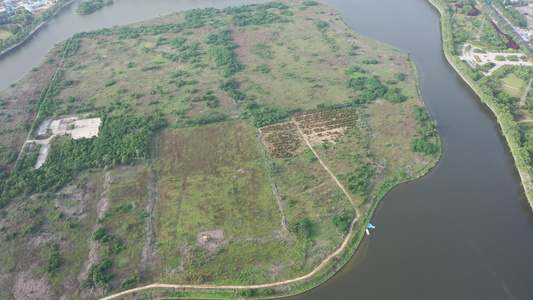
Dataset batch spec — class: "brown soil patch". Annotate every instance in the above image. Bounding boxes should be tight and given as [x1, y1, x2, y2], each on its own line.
[12, 267, 53, 300]
[77, 172, 111, 287]
[259, 122, 304, 159]
[196, 229, 227, 253]
[140, 172, 158, 270]
[292, 107, 359, 147]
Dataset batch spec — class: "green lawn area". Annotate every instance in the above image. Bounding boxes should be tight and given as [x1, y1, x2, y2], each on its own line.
[0, 30, 12, 40]
[501, 73, 524, 98]
[501, 73, 525, 89]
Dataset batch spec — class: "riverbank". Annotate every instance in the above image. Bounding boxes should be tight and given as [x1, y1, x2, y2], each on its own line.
[428, 0, 533, 210]
[0, 0, 76, 58]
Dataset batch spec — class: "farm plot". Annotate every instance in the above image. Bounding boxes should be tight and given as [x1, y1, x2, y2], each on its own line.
[259, 122, 304, 159]
[292, 107, 358, 146]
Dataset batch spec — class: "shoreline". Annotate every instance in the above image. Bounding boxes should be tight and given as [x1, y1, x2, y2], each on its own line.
[427, 0, 533, 210]
[0, 0, 77, 58]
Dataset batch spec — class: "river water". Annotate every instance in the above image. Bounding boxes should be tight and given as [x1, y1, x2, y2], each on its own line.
[2, 0, 533, 299]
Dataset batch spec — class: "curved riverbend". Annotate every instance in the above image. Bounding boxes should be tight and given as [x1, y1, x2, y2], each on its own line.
[1, 0, 533, 299]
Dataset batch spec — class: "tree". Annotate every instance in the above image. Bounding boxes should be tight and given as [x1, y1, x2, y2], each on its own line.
[291, 217, 312, 238]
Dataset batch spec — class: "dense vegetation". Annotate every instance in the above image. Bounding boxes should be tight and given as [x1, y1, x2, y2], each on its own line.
[1, 114, 165, 203]
[492, 0, 527, 28]
[411, 106, 439, 155]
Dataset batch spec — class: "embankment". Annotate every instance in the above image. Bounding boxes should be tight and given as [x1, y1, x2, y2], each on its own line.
[0, 0, 76, 58]
[428, 0, 533, 209]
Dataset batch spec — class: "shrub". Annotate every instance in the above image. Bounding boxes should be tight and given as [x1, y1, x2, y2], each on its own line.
[411, 139, 439, 155]
[104, 79, 116, 87]
[331, 214, 353, 234]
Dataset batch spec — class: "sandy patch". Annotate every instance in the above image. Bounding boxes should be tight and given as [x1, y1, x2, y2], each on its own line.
[140, 175, 157, 270]
[12, 268, 53, 300]
[35, 118, 51, 137]
[196, 229, 227, 252]
[78, 172, 111, 287]
[69, 118, 101, 139]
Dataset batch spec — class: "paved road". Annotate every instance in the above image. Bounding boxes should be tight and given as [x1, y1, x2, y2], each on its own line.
[476, 0, 533, 53]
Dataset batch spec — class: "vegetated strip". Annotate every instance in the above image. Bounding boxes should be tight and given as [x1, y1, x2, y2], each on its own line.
[429, 0, 533, 209]
[0, 37, 72, 197]
[100, 119, 361, 300]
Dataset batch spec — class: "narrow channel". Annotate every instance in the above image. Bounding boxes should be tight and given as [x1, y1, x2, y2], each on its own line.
[1, 0, 532, 299]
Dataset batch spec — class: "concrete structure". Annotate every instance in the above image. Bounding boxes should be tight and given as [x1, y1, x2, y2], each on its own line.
[459, 43, 533, 76]
[28, 116, 101, 169]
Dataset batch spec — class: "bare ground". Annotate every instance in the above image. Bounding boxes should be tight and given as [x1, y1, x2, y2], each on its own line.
[140, 168, 158, 270]
[76, 171, 112, 300]
[12, 267, 53, 300]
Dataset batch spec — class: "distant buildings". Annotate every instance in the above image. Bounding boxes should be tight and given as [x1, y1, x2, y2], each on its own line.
[1, 0, 54, 14]
[24, 1, 44, 13]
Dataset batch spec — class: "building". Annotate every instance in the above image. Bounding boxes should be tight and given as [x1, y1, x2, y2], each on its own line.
[24, 1, 44, 13]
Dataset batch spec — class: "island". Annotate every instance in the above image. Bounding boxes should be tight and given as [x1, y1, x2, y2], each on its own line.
[75, 0, 113, 15]
[429, 0, 533, 210]
[0, 0, 438, 299]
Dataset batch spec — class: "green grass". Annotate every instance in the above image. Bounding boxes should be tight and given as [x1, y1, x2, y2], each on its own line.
[154, 121, 291, 283]
[501, 73, 524, 90]
[0, 30, 12, 40]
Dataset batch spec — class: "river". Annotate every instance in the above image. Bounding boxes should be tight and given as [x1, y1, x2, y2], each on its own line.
[2, 0, 533, 299]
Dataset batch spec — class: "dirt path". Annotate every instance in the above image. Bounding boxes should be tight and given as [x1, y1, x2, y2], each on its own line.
[292, 119, 357, 211]
[140, 168, 158, 269]
[78, 172, 112, 287]
[100, 123, 361, 300]
[101, 214, 358, 300]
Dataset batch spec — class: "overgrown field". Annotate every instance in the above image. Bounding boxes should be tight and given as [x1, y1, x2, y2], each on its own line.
[0, 0, 438, 299]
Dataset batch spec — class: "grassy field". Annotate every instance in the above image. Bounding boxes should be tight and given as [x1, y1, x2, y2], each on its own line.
[154, 121, 291, 283]
[0, 30, 12, 40]
[0, 1, 437, 298]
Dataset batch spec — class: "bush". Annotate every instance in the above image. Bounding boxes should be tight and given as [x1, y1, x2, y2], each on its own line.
[92, 227, 106, 240]
[411, 139, 439, 155]
[331, 214, 353, 234]
[193, 111, 227, 125]
[86, 260, 113, 290]
[247, 106, 288, 127]
[394, 73, 406, 81]
[290, 218, 312, 238]
[104, 79, 116, 87]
